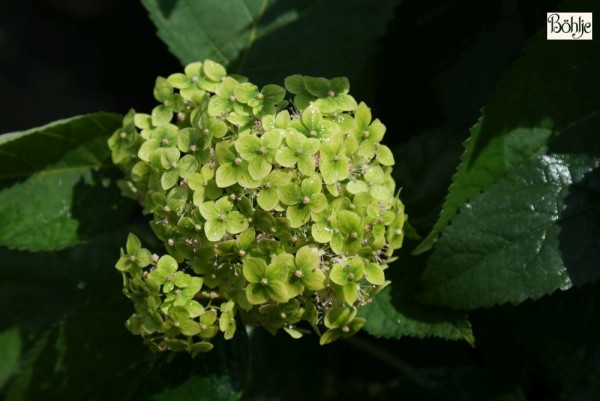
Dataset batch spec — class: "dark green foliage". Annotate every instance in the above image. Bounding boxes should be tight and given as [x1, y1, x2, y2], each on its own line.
[418, 154, 600, 309]
[141, 0, 400, 85]
[0, 114, 134, 251]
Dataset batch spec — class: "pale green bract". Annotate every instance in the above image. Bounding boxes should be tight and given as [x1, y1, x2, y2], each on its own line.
[108, 60, 406, 355]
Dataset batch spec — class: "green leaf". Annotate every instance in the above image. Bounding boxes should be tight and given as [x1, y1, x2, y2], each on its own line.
[141, 0, 400, 84]
[151, 375, 240, 401]
[418, 154, 600, 310]
[0, 231, 129, 335]
[5, 301, 151, 401]
[0, 328, 21, 391]
[0, 113, 133, 251]
[359, 286, 474, 343]
[416, 25, 600, 254]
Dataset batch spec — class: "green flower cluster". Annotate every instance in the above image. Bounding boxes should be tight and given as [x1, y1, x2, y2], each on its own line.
[109, 60, 406, 355]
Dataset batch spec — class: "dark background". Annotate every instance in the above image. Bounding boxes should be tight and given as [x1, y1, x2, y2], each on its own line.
[0, 0, 555, 137]
[0, 0, 180, 133]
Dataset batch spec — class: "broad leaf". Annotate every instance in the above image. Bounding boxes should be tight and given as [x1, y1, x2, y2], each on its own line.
[415, 15, 600, 254]
[359, 287, 473, 343]
[141, 0, 400, 84]
[417, 154, 600, 310]
[0, 231, 128, 334]
[4, 301, 151, 401]
[0, 113, 132, 251]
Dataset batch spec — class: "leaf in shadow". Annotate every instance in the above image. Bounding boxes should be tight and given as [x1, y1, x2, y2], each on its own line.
[156, 0, 180, 18]
[0, 113, 133, 251]
[359, 244, 473, 343]
[558, 165, 600, 286]
[0, 231, 128, 335]
[142, 0, 400, 85]
[5, 300, 152, 401]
